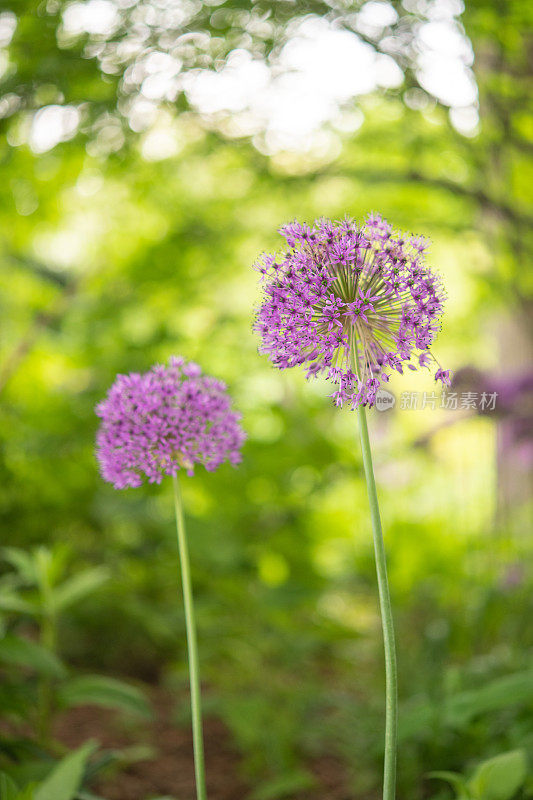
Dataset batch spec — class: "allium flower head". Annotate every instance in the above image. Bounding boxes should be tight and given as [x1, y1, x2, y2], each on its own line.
[254, 214, 449, 408]
[96, 357, 245, 489]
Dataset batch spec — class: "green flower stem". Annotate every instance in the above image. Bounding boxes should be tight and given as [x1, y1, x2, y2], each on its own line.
[356, 403, 398, 799]
[351, 339, 398, 799]
[172, 473, 207, 800]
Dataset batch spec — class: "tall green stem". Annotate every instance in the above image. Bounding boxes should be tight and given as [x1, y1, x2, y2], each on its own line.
[172, 473, 207, 800]
[351, 341, 398, 799]
[357, 404, 398, 799]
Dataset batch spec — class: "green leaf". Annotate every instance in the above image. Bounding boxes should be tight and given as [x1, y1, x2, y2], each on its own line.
[403, 670, 533, 742]
[0, 593, 38, 615]
[34, 741, 96, 800]
[0, 635, 66, 677]
[0, 771, 19, 800]
[15, 784, 39, 800]
[59, 675, 152, 718]
[250, 769, 316, 800]
[52, 568, 109, 613]
[445, 671, 533, 728]
[0, 549, 37, 583]
[468, 750, 528, 800]
[111, 745, 156, 765]
[427, 771, 470, 798]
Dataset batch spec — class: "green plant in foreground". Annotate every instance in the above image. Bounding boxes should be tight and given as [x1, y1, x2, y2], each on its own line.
[429, 749, 529, 800]
[0, 545, 152, 792]
[0, 741, 96, 800]
[0, 545, 110, 742]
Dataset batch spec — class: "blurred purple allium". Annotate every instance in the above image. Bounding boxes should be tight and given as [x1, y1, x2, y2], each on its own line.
[254, 214, 449, 408]
[96, 357, 245, 489]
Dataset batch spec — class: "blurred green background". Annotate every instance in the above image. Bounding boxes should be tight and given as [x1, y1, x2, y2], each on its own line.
[0, 1, 532, 798]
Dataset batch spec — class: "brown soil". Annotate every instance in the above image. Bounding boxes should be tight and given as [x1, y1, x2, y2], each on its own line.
[53, 686, 354, 800]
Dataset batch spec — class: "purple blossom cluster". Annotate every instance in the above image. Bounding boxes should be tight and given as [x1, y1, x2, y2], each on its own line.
[254, 214, 450, 408]
[96, 357, 245, 489]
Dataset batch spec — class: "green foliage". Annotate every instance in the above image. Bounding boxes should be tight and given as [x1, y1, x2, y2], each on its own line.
[401, 669, 533, 739]
[33, 742, 96, 800]
[249, 769, 316, 800]
[0, 546, 151, 795]
[0, 742, 97, 800]
[0, 634, 66, 678]
[51, 569, 110, 616]
[469, 750, 528, 800]
[0, 772, 19, 800]
[429, 749, 529, 800]
[0, 545, 109, 618]
[58, 675, 152, 718]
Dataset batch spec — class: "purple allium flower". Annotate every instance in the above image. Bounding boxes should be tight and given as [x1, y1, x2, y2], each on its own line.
[96, 357, 245, 489]
[254, 214, 449, 408]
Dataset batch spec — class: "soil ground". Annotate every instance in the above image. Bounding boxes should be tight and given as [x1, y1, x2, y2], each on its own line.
[54, 686, 355, 800]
